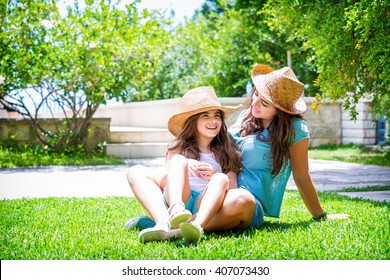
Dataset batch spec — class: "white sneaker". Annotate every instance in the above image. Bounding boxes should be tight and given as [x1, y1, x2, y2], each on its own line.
[138, 222, 181, 243]
[168, 202, 192, 229]
[180, 222, 203, 242]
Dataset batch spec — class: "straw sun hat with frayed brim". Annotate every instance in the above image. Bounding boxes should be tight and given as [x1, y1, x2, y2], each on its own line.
[168, 86, 242, 137]
[251, 64, 307, 115]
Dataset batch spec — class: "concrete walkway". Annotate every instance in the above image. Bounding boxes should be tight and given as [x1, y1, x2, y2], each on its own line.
[0, 158, 389, 202]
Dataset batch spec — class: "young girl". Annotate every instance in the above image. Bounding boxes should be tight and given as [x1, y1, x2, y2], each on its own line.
[126, 86, 242, 242]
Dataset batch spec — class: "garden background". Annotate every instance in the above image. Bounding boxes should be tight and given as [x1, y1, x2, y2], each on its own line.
[1, 0, 389, 272]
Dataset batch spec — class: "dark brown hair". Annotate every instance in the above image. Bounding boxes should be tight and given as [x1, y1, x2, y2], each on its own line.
[240, 89, 304, 176]
[168, 110, 242, 174]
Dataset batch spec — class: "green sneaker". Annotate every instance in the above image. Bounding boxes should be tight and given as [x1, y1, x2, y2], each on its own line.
[180, 222, 203, 243]
[124, 216, 156, 230]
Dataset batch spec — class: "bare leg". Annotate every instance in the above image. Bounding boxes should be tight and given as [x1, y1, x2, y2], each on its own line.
[202, 188, 256, 232]
[126, 165, 169, 224]
[180, 175, 254, 242]
[163, 154, 194, 228]
[194, 173, 230, 228]
[165, 154, 191, 206]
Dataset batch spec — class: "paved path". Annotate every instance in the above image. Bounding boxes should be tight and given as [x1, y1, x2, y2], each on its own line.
[0, 159, 389, 201]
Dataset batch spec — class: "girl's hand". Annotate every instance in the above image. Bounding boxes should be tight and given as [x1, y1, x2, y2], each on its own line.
[187, 159, 201, 177]
[195, 162, 215, 180]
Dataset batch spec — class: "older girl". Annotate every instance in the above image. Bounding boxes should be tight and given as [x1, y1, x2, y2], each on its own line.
[200, 64, 349, 231]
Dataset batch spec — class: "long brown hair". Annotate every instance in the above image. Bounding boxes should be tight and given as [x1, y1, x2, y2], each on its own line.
[168, 110, 242, 174]
[240, 90, 304, 176]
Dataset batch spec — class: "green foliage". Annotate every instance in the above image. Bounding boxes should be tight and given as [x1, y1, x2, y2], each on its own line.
[145, 0, 387, 117]
[150, 0, 319, 99]
[0, 0, 172, 151]
[0, 143, 124, 168]
[262, 0, 390, 120]
[169, 0, 275, 97]
[1, 0, 387, 153]
[1, 192, 389, 259]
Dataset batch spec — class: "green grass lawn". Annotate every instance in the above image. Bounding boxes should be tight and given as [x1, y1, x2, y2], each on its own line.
[0, 144, 124, 168]
[309, 144, 390, 167]
[1, 143, 389, 260]
[1, 191, 389, 260]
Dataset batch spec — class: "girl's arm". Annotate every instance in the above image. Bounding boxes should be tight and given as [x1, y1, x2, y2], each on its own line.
[289, 138, 325, 218]
[290, 138, 350, 220]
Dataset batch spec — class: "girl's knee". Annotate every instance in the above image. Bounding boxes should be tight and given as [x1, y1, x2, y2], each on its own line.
[170, 154, 188, 167]
[127, 165, 145, 179]
[127, 165, 157, 186]
[228, 190, 256, 224]
[209, 173, 229, 190]
[236, 191, 255, 208]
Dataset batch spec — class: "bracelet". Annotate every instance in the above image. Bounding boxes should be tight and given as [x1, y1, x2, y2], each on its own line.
[312, 211, 327, 221]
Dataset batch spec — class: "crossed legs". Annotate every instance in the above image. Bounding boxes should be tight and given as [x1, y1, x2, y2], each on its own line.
[126, 162, 257, 241]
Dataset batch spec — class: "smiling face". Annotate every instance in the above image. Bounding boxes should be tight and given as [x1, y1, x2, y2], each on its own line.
[251, 90, 277, 128]
[195, 109, 223, 141]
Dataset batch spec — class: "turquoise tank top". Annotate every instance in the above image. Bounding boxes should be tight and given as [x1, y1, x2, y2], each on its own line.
[229, 118, 310, 218]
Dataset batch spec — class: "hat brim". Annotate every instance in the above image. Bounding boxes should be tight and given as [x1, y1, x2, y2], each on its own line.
[260, 95, 307, 115]
[168, 105, 242, 137]
[251, 64, 307, 115]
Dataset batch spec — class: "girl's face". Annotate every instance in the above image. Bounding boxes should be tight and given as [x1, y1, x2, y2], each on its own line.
[251, 90, 277, 127]
[196, 109, 223, 140]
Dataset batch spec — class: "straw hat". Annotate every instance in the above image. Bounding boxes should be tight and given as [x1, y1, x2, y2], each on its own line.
[251, 64, 306, 115]
[168, 86, 242, 137]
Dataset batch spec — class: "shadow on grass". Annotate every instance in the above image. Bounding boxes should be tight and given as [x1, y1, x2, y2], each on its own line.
[135, 191, 390, 249]
[175, 192, 390, 247]
[171, 219, 315, 248]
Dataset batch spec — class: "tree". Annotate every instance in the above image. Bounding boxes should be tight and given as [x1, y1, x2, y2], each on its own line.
[160, 0, 319, 99]
[0, 0, 171, 152]
[155, 0, 273, 98]
[262, 0, 390, 120]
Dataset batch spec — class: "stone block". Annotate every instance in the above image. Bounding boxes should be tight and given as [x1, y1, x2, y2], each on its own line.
[0, 118, 111, 151]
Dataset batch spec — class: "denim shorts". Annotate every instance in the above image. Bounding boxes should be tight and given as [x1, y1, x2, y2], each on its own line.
[164, 190, 202, 215]
[243, 198, 264, 230]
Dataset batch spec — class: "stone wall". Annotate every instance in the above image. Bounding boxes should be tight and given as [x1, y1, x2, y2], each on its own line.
[93, 98, 182, 128]
[0, 118, 111, 151]
[303, 97, 342, 147]
[94, 97, 350, 147]
[341, 100, 377, 145]
[1, 97, 383, 150]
